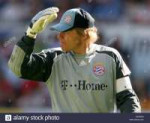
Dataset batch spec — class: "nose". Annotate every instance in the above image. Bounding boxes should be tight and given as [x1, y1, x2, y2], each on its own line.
[57, 32, 66, 46]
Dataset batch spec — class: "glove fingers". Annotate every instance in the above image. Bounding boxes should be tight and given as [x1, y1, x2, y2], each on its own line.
[42, 7, 59, 14]
[38, 7, 59, 17]
[38, 7, 59, 15]
[36, 14, 54, 22]
[46, 13, 57, 23]
[40, 8, 59, 18]
[32, 7, 59, 23]
[29, 7, 59, 35]
[39, 14, 57, 28]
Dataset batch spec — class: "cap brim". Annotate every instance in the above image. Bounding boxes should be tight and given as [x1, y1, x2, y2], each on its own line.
[50, 23, 72, 32]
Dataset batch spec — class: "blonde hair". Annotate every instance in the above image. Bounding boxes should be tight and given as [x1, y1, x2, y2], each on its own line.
[74, 27, 98, 44]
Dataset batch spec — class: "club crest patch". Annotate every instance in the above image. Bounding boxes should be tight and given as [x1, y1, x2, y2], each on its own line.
[93, 63, 105, 76]
[64, 15, 72, 24]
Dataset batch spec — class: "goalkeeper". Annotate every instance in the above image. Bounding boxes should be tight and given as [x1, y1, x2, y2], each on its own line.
[8, 7, 141, 113]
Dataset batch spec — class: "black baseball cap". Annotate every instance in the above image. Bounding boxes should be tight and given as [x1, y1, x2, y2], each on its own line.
[50, 8, 95, 32]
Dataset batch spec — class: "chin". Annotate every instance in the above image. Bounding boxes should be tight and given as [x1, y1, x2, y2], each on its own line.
[61, 47, 67, 52]
[61, 46, 71, 52]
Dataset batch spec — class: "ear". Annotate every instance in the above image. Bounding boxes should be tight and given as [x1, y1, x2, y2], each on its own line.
[82, 30, 89, 40]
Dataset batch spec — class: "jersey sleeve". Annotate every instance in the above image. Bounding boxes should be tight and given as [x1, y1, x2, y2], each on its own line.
[113, 50, 141, 112]
[114, 49, 131, 79]
[8, 36, 61, 82]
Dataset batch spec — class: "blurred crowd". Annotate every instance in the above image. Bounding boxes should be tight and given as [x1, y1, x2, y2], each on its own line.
[0, 0, 150, 112]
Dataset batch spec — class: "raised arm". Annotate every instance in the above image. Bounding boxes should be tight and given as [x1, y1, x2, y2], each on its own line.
[8, 7, 59, 82]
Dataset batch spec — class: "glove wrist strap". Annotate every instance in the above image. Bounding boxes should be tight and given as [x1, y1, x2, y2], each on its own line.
[26, 27, 37, 39]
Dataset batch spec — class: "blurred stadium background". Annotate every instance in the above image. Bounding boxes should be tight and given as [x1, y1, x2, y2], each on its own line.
[0, 0, 150, 113]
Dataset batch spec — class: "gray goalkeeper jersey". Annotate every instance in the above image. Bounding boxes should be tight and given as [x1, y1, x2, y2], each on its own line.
[8, 36, 139, 113]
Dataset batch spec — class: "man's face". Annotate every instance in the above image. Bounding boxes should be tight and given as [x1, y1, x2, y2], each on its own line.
[57, 29, 81, 52]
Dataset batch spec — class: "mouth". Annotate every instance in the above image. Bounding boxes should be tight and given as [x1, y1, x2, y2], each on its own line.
[59, 39, 65, 46]
[59, 41, 66, 51]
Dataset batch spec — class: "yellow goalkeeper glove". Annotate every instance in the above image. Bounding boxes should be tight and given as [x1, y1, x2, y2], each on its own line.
[26, 7, 59, 39]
